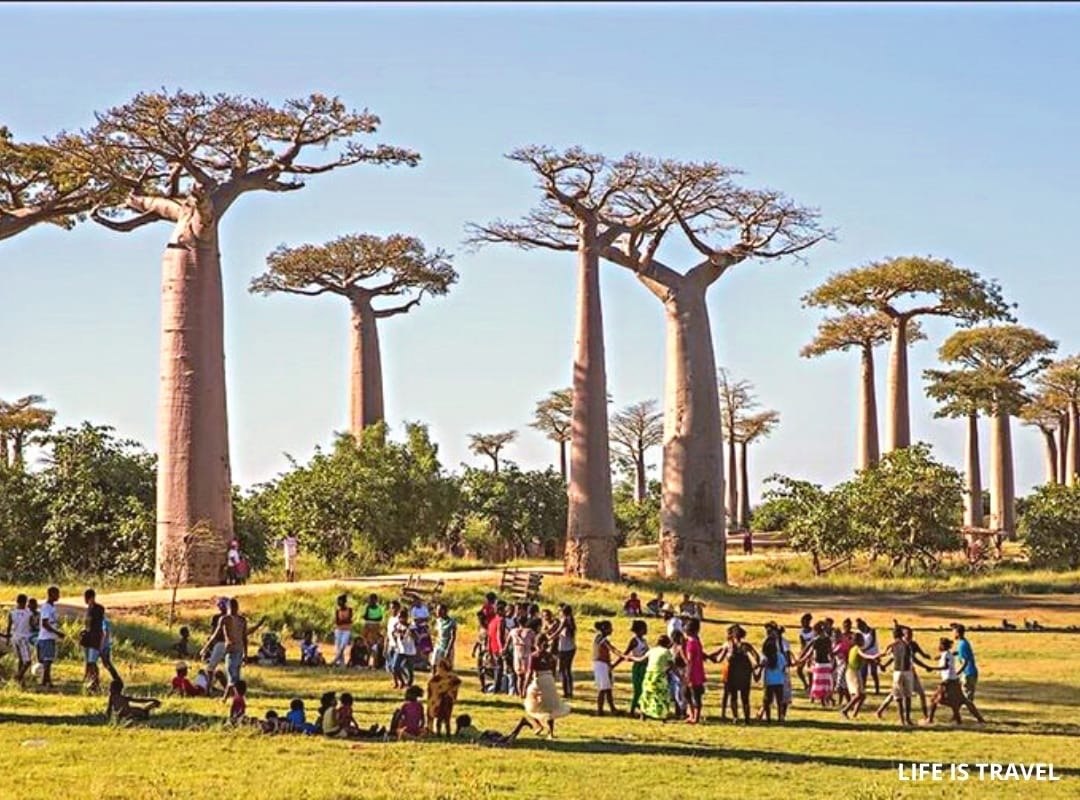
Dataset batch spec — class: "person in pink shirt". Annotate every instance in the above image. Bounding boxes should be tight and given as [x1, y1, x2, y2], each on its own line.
[684, 619, 707, 724]
[391, 686, 428, 738]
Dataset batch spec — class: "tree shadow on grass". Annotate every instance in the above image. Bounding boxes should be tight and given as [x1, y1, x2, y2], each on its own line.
[0, 711, 224, 730]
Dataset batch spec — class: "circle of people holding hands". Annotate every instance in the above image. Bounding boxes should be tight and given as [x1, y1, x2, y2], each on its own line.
[3, 584, 986, 746]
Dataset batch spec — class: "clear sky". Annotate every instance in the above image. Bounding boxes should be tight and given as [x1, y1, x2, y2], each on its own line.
[2, 2, 1079, 501]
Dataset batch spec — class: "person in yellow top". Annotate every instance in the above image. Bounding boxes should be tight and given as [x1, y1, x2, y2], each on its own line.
[332, 594, 354, 667]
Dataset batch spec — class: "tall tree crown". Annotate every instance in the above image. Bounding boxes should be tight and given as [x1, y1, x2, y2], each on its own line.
[529, 388, 573, 445]
[718, 369, 758, 437]
[736, 409, 780, 444]
[802, 256, 1015, 324]
[250, 233, 456, 313]
[1036, 356, 1080, 404]
[610, 400, 664, 456]
[468, 431, 518, 461]
[800, 312, 925, 358]
[923, 368, 1001, 418]
[54, 90, 419, 231]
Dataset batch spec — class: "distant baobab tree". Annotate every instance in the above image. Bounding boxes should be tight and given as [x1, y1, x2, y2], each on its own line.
[733, 409, 779, 531]
[803, 256, 1013, 453]
[250, 233, 455, 437]
[530, 388, 572, 481]
[1036, 356, 1080, 485]
[1020, 395, 1064, 487]
[55, 90, 419, 586]
[718, 370, 758, 524]
[468, 430, 517, 473]
[610, 400, 664, 503]
[0, 394, 56, 465]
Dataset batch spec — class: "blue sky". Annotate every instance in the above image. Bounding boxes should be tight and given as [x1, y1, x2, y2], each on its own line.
[2, 2, 1079, 501]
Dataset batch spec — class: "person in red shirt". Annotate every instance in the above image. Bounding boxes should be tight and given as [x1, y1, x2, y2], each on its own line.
[229, 680, 248, 722]
[487, 601, 508, 694]
[684, 619, 707, 724]
[479, 593, 498, 625]
[623, 593, 643, 617]
[168, 662, 204, 697]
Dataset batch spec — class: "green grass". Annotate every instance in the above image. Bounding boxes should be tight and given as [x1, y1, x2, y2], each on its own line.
[3, 578, 1079, 799]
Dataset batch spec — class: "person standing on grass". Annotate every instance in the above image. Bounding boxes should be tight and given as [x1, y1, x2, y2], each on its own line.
[34, 587, 62, 689]
[509, 617, 540, 698]
[795, 613, 814, 692]
[856, 618, 881, 694]
[554, 604, 577, 699]
[519, 634, 572, 738]
[331, 594, 354, 667]
[360, 594, 385, 667]
[951, 623, 979, 702]
[431, 603, 458, 669]
[201, 598, 229, 676]
[795, 622, 835, 707]
[877, 625, 919, 726]
[683, 618, 707, 724]
[281, 534, 299, 583]
[723, 626, 757, 724]
[83, 589, 121, 692]
[391, 608, 418, 689]
[874, 624, 933, 722]
[839, 632, 878, 719]
[757, 631, 788, 723]
[3, 594, 34, 687]
[926, 636, 986, 724]
[669, 630, 689, 719]
[592, 620, 619, 715]
[623, 619, 649, 717]
[209, 597, 248, 692]
[629, 634, 674, 721]
[486, 600, 508, 694]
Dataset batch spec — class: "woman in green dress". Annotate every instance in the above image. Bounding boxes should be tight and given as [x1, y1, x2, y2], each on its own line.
[628, 634, 674, 721]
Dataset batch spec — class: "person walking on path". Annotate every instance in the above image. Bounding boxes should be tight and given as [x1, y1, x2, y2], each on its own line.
[281, 534, 299, 582]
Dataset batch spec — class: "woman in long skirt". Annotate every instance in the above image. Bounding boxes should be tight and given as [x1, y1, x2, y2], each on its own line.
[632, 635, 674, 721]
[516, 635, 571, 737]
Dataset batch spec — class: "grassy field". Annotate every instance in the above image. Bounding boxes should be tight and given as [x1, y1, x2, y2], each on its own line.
[2, 572, 1079, 799]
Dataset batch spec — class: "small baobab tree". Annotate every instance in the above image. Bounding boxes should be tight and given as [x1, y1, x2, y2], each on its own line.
[803, 257, 1013, 453]
[718, 370, 758, 523]
[734, 409, 780, 530]
[936, 325, 1057, 536]
[923, 369, 997, 528]
[55, 90, 419, 587]
[801, 312, 925, 471]
[1036, 356, 1080, 485]
[0, 126, 95, 242]
[468, 431, 517, 473]
[467, 147, 659, 581]
[610, 400, 664, 503]
[1019, 394, 1063, 486]
[0, 394, 56, 466]
[600, 158, 828, 581]
[250, 234, 455, 437]
[529, 388, 573, 482]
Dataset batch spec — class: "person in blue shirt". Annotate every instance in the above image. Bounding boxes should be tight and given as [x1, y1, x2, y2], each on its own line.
[284, 698, 319, 734]
[950, 623, 978, 701]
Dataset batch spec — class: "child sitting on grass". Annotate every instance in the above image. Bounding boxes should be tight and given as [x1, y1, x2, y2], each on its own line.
[348, 638, 370, 668]
[453, 714, 521, 747]
[169, 662, 201, 697]
[285, 697, 320, 734]
[328, 692, 386, 739]
[229, 679, 249, 723]
[300, 631, 326, 666]
[389, 686, 427, 739]
[171, 626, 193, 659]
[106, 679, 162, 722]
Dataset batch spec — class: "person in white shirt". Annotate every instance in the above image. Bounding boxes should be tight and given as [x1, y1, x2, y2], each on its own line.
[663, 606, 683, 639]
[927, 636, 985, 724]
[36, 586, 65, 688]
[225, 540, 243, 585]
[4, 594, 34, 685]
[281, 535, 299, 583]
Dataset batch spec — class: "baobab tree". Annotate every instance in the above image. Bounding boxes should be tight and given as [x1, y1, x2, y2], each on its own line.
[55, 90, 419, 587]
[250, 234, 455, 437]
[734, 409, 779, 530]
[923, 369, 997, 527]
[1036, 356, 1080, 485]
[467, 147, 661, 581]
[468, 431, 517, 473]
[1, 126, 95, 242]
[529, 388, 572, 482]
[801, 312, 925, 471]
[936, 325, 1056, 536]
[0, 394, 56, 465]
[803, 257, 1013, 453]
[718, 370, 758, 522]
[600, 159, 827, 581]
[1019, 395, 1063, 486]
[610, 400, 664, 503]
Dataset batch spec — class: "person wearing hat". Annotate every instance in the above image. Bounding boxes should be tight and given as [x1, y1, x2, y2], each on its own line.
[663, 605, 683, 639]
[169, 661, 200, 697]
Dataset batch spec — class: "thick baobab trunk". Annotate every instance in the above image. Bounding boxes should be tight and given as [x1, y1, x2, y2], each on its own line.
[558, 440, 567, 483]
[1041, 429, 1059, 485]
[725, 436, 737, 524]
[154, 215, 234, 588]
[657, 283, 726, 581]
[988, 406, 1015, 537]
[736, 439, 751, 530]
[1058, 414, 1069, 485]
[1068, 400, 1080, 487]
[858, 344, 880, 470]
[963, 412, 982, 528]
[885, 317, 910, 452]
[564, 232, 619, 581]
[348, 294, 384, 437]
[634, 449, 647, 503]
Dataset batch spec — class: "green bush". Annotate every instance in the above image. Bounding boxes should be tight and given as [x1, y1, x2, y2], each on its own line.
[1019, 483, 1080, 569]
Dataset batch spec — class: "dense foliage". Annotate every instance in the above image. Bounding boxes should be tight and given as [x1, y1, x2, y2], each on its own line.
[759, 476, 861, 574]
[1019, 483, 1080, 569]
[613, 478, 660, 546]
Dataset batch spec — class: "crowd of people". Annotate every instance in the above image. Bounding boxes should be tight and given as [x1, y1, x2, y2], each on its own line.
[2, 583, 988, 745]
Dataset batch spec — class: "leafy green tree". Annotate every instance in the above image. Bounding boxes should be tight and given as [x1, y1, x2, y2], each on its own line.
[260, 423, 458, 568]
[803, 257, 1013, 452]
[1018, 483, 1080, 569]
[936, 325, 1057, 535]
[36, 424, 157, 578]
[250, 234, 455, 436]
[0, 462, 47, 580]
[530, 388, 573, 481]
[845, 443, 964, 573]
[759, 475, 860, 575]
[456, 464, 567, 559]
[613, 478, 661, 546]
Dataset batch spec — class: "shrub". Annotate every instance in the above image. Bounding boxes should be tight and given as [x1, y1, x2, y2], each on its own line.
[1019, 483, 1080, 569]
